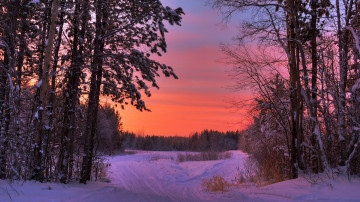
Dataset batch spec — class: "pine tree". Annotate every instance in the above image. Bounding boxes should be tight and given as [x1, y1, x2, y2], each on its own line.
[80, 0, 184, 184]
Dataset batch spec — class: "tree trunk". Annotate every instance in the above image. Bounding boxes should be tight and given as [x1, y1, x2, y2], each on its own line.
[46, 0, 65, 180]
[0, 0, 20, 179]
[59, 0, 88, 183]
[309, 0, 324, 173]
[336, 0, 354, 166]
[80, 0, 107, 183]
[33, 0, 60, 182]
[287, 0, 299, 179]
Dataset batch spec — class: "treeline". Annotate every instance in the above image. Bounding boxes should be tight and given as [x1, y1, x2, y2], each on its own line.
[0, 0, 183, 183]
[211, 0, 360, 180]
[120, 130, 240, 152]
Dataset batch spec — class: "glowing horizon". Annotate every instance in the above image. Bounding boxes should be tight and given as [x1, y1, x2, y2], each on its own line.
[109, 0, 251, 137]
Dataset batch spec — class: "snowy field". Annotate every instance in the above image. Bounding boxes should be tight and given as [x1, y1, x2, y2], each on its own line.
[1, 150, 360, 202]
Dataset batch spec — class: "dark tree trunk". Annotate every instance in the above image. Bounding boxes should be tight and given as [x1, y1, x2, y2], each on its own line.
[0, 61, 7, 179]
[58, 0, 80, 183]
[287, 0, 299, 179]
[336, 0, 354, 166]
[310, 0, 318, 123]
[80, 0, 107, 184]
[0, 0, 20, 179]
[59, 0, 88, 183]
[309, 0, 324, 173]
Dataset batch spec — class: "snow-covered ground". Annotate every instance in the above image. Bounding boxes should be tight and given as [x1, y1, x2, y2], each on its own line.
[1, 150, 360, 201]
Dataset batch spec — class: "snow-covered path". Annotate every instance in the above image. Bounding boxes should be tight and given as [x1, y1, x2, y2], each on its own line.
[1, 150, 360, 202]
[107, 151, 247, 201]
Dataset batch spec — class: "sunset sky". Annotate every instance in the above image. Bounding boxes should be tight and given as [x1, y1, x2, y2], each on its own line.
[112, 0, 252, 136]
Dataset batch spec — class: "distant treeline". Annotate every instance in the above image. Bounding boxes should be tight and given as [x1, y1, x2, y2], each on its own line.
[120, 130, 240, 152]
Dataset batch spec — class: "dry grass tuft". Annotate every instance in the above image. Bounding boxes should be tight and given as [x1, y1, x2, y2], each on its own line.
[177, 151, 232, 162]
[232, 157, 286, 188]
[202, 175, 231, 192]
[202, 156, 287, 193]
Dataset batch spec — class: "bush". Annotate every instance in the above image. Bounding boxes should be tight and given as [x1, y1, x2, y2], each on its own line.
[231, 157, 285, 187]
[239, 115, 290, 184]
[177, 151, 232, 162]
[92, 158, 111, 183]
[202, 157, 275, 193]
[233, 158, 261, 185]
[202, 176, 231, 192]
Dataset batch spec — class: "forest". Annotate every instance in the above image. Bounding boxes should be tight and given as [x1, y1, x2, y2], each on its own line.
[119, 130, 239, 152]
[1, 0, 360, 192]
[209, 0, 360, 181]
[0, 0, 183, 184]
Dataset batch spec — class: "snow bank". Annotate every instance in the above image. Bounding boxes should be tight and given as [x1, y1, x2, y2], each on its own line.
[0, 150, 359, 201]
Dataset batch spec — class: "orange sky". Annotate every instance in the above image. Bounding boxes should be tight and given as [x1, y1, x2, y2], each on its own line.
[107, 0, 253, 136]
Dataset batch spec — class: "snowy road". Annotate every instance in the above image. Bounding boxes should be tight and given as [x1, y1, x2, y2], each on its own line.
[1, 150, 360, 201]
[107, 151, 248, 201]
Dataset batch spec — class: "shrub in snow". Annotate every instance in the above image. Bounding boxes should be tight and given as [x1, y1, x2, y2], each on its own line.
[92, 158, 111, 183]
[177, 151, 232, 162]
[202, 175, 230, 192]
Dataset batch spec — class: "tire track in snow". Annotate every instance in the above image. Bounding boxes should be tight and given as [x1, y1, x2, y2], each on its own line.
[108, 151, 226, 201]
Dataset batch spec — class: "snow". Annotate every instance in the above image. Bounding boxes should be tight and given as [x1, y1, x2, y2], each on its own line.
[345, 26, 360, 54]
[1, 150, 360, 202]
[351, 79, 360, 93]
[29, 0, 40, 4]
[36, 80, 42, 88]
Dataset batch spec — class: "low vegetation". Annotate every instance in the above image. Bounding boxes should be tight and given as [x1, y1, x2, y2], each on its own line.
[201, 156, 289, 193]
[202, 175, 231, 192]
[177, 151, 232, 162]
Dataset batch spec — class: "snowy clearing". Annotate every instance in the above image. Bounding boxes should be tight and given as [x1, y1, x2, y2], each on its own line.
[1, 150, 360, 202]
